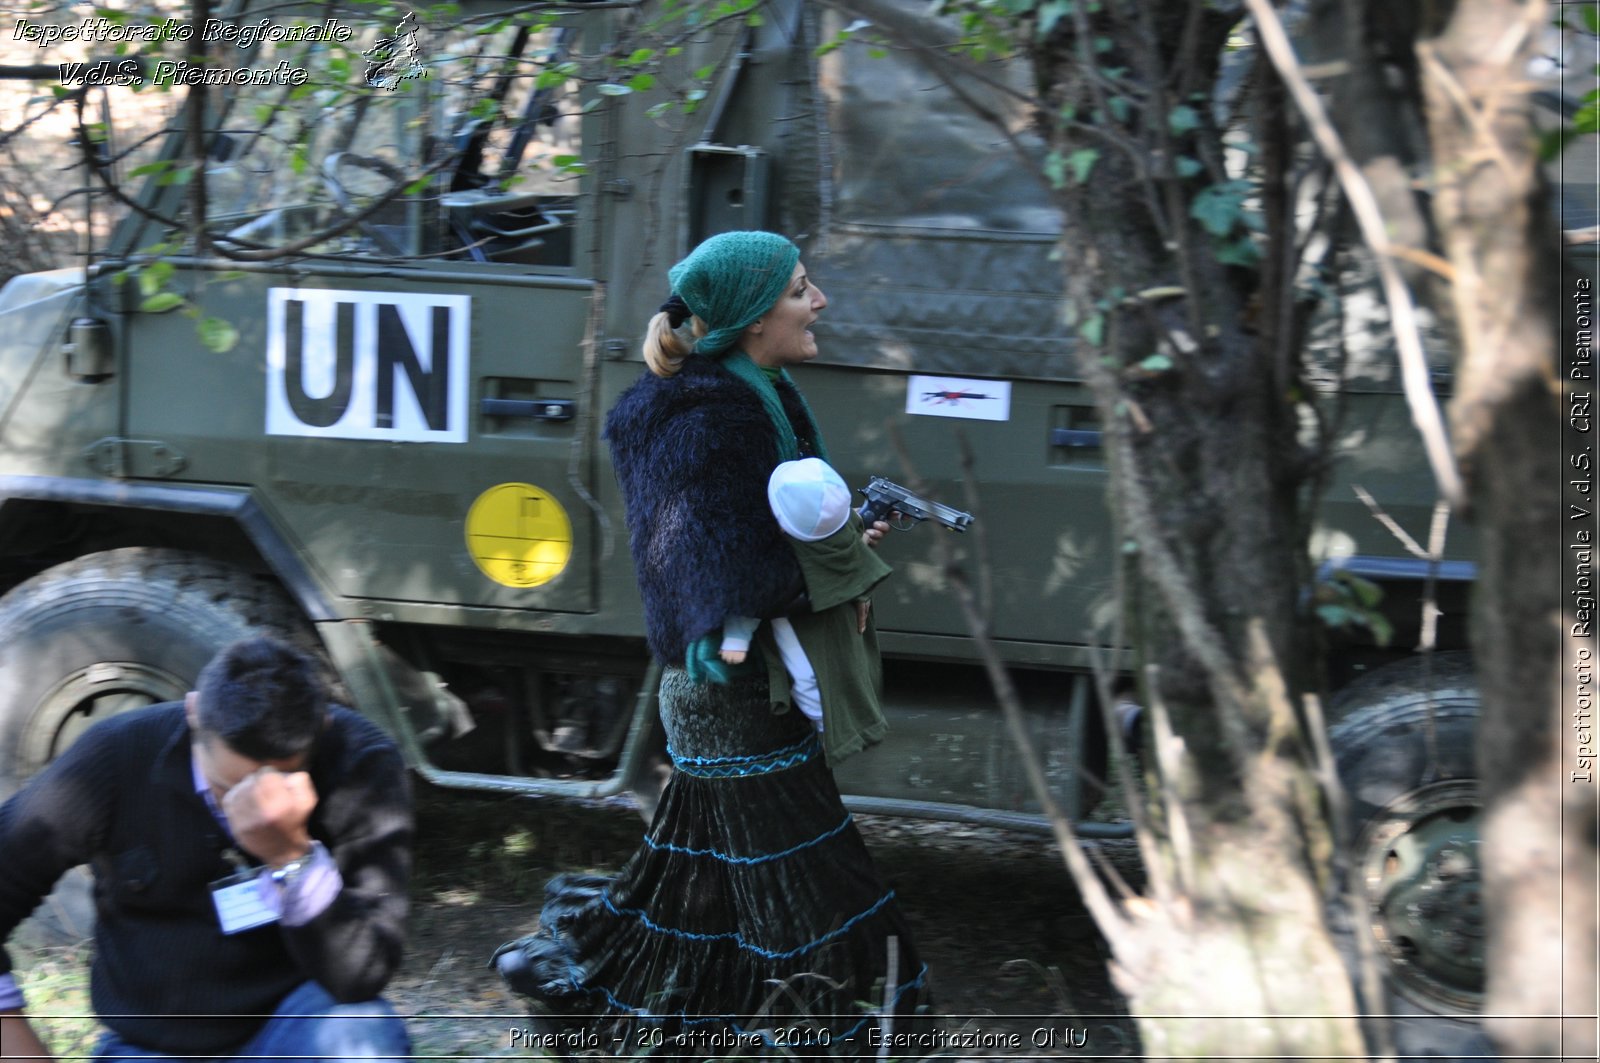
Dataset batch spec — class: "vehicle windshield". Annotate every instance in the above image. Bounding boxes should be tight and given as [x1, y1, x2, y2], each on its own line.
[37, 3, 594, 267]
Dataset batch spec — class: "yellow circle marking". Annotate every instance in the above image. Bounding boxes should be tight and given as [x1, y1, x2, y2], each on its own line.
[465, 482, 573, 588]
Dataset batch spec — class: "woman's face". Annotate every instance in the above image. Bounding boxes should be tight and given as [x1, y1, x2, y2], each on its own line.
[744, 261, 827, 368]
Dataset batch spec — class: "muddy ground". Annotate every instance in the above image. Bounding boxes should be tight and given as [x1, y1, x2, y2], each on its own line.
[390, 786, 1142, 1059]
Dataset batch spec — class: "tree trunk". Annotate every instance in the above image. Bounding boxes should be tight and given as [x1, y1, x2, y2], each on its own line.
[1034, 2, 1367, 1053]
[1417, 1, 1599, 1057]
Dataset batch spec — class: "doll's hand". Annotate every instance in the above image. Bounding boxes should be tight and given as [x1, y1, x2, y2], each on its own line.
[720, 648, 747, 665]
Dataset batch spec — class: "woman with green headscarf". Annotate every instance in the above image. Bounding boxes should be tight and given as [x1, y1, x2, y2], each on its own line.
[494, 231, 929, 1054]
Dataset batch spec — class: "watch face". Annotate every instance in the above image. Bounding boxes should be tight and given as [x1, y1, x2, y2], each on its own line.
[270, 842, 320, 883]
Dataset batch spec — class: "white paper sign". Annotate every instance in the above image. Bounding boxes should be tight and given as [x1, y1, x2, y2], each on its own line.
[266, 288, 471, 443]
[905, 375, 1011, 422]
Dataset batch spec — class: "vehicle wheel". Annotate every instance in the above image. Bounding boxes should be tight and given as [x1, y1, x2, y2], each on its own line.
[0, 547, 320, 942]
[1327, 652, 1492, 1056]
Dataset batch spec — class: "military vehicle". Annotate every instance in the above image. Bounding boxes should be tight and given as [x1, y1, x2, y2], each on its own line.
[0, 0, 1495, 1034]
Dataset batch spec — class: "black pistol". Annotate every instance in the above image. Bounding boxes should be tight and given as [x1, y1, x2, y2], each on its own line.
[857, 476, 974, 532]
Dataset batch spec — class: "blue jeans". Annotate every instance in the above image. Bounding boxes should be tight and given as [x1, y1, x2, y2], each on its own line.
[93, 981, 412, 1062]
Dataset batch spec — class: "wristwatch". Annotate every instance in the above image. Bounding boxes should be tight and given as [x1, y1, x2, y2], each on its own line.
[268, 841, 323, 887]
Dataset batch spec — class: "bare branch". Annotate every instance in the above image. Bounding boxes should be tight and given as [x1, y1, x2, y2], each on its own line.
[1244, 0, 1465, 509]
[886, 427, 1134, 951]
[1303, 690, 1396, 1063]
[1141, 663, 1197, 898]
[1350, 484, 1431, 560]
[1087, 640, 1171, 911]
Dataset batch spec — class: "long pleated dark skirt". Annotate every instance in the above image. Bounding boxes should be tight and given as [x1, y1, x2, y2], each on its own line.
[494, 667, 929, 1057]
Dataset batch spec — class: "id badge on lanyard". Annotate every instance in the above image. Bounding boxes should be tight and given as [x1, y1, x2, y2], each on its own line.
[209, 848, 278, 934]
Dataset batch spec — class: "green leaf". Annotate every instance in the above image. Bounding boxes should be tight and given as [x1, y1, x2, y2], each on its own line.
[197, 316, 240, 354]
[1168, 104, 1199, 136]
[290, 144, 308, 175]
[1069, 147, 1099, 184]
[626, 48, 655, 65]
[1190, 179, 1250, 236]
[1107, 95, 1130, 122]
[404, 174, 434, 195]
[1215, 237, 1261, 267]
[1138, 354, 1173, 372]
[139, 292, 184, 314]
[1539, 128, 1578, 161]
[1037, 0, 1072, 37]
[128, 160, 173, 179]
[155, 165, 194, 187]
[216, 270, 247, 282]
[1078, 313, 1105, 346]
[1175, 155, 1203, 178]
[1343, 574, 1384, 609]
[596, 83, 633, 96]
[626, 73, 656, 91]
[1043, 150, 1066, 188]
[1584, 2, 1600, 34]
[137, 259, 173, 296]
[1316, 604, 1353, 629]
[1576, 99, 1599, 135]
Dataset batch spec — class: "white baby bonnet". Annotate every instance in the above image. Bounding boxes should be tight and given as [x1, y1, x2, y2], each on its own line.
[767, 458, 853, 542]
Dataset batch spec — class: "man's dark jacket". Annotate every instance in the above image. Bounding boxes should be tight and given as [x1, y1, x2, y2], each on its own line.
[0, 702, 413, 1055]
[604, 354, 818, 664]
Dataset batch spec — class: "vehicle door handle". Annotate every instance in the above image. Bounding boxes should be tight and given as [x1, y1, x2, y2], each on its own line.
[1050, 428, 1102, 448]
[480, 398, 576, 422]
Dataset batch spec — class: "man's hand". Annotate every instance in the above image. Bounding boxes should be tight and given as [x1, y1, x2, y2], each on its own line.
[862, 518, 890, 548]
[2, 1009, 55, 1062]
[221, 767, 318, 868]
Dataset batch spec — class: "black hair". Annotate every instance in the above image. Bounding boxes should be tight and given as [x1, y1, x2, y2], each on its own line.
[193, 637, 327, 761]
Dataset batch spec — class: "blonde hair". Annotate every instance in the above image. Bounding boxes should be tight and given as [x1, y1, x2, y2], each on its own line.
[642, 311, 707, 378]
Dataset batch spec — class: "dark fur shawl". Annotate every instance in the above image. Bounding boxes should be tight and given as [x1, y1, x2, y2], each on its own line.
[604, 356, 816, 664]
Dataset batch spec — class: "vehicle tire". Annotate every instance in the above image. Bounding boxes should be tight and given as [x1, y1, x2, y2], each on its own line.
[0, 547, 321, 943]
[1327, 652, 1493, 1058]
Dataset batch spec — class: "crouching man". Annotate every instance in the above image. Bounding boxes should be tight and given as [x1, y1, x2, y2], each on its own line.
[0, 637, 414, 1061]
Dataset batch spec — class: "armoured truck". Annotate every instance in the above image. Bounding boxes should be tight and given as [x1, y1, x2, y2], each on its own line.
[0, 0, 1494, 1029]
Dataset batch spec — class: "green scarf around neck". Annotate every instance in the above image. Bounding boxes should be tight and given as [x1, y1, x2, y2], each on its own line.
[719, 351, 831, 465]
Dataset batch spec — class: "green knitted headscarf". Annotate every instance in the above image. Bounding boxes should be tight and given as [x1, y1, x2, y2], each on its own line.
[668, 231, 800, 358]
[666, 231, 828, 464]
